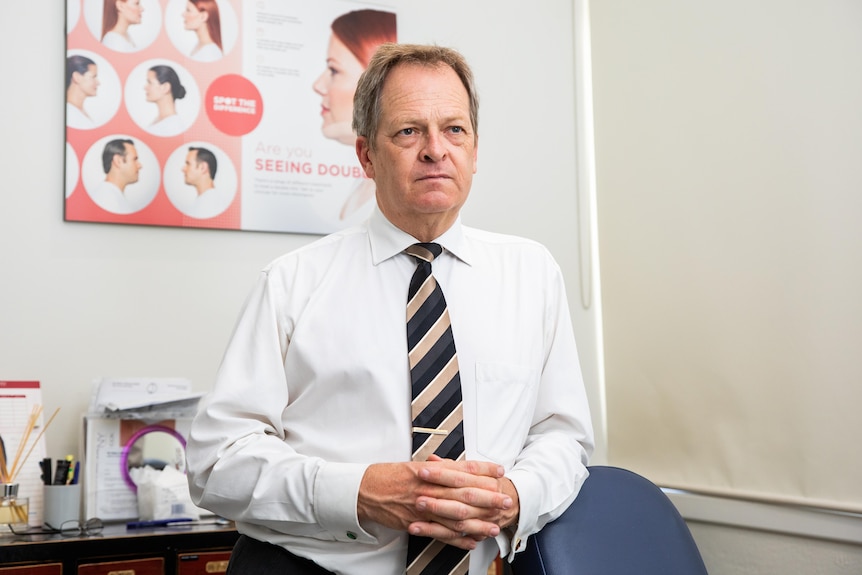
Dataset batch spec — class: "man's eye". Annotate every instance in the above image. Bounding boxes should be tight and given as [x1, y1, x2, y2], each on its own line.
[399, 128, 415, 136]
[450, 126, 463, 134]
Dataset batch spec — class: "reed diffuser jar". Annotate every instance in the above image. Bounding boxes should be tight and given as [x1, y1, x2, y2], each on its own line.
[0, 483, 29, 526]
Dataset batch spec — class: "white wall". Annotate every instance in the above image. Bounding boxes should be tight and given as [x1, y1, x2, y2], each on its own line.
[0, 2, 604, 476]
[589, 0, 862, 572]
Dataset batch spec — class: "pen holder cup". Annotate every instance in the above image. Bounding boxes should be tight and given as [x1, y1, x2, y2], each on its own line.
[43, 483, 81, 529]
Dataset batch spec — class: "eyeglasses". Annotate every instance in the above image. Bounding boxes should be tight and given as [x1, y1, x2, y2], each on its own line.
[9, 517, 103, 537]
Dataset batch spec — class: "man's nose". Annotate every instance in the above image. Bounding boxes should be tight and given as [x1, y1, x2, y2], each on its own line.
[421, 132, 446, 162]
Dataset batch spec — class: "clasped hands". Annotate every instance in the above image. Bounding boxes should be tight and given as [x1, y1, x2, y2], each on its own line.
[358, 455, 519, 550]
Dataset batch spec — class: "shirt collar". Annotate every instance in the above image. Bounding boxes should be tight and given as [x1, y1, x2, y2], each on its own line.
[368, 205, 472, 266]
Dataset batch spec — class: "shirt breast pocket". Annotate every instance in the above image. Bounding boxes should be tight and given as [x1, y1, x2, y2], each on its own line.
[473, 362, 538, 466]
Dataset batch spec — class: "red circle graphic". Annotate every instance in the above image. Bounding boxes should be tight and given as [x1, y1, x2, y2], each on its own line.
[205, 74, 264, 136]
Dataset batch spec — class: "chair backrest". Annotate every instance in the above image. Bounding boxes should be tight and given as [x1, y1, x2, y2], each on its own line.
[510, 465, 709, 575]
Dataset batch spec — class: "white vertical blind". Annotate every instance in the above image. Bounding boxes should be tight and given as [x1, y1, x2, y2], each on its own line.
[591, 0, 862, 512]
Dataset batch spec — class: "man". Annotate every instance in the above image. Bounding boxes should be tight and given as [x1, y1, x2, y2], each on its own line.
[181, 146, 223, 219]
[187, 44, 593, 575]
[183, 146, 217, 195]
[92, 138, 141, 214]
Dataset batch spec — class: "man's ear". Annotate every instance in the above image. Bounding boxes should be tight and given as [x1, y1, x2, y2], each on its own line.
[472, 133, 479, 174]
[355, 136, 375, 179]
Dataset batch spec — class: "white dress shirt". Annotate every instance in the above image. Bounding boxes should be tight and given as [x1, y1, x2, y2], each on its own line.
[191, 42, 223, 62]
[66, 103, 95, 130]
[148, 114, 184, 137]
[188, 186, 230, 220]
[89, 181, 134, 215]
[187, 207, 594, 574]
[102, 31, 136, 53]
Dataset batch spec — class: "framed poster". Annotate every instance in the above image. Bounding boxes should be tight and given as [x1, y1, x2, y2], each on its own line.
[64, 0, 397, 234]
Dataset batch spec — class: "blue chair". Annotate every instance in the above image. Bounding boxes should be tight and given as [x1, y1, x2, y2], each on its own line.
[510, 465, 709, 575]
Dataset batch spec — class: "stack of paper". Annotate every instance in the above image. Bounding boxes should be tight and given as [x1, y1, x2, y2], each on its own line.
[88, 377, 204, 419]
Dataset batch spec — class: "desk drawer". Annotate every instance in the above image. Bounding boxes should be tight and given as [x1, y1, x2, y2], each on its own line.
[177, 551, 231, 575]
[0, 564, 63, 575]
[78, 557, 164, 575]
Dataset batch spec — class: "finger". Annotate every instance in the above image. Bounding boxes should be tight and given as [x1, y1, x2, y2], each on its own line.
[417, 478, 513, 512]
[408, 521, 487, 549]
[418, 465, 504, 491]
[420, 458, 504, 479]
[417, 493, 509, 524]
[411, 517, 500, 540]
[454, 459, 506, 478]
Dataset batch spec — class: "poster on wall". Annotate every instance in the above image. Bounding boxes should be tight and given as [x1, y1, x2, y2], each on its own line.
[64, 0, 397, 234]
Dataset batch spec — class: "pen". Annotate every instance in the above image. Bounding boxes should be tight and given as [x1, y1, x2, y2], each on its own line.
[40, 458, 52, 485]
[53, 459, 70, 485]
[126, 517, 194, 529]
[65, 455, 75, 485]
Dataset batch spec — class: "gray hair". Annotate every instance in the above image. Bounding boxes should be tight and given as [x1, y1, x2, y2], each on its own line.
[352, 44, 479, 148]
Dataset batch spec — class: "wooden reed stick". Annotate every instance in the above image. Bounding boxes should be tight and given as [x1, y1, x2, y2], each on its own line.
[12, 500, 28, 524]
[0, 439, 8, 482]
[8, 405, 42, 481]
[9, 407, 60, 482]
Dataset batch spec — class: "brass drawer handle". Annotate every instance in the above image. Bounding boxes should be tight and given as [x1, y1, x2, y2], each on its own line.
[206, 560, 229, 573]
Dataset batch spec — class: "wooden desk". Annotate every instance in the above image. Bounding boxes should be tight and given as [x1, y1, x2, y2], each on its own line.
[0, 522, 239, 574]
[1, 524, 510, 574]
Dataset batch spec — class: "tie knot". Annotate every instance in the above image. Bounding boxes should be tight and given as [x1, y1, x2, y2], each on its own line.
[405, 243, 442, 264]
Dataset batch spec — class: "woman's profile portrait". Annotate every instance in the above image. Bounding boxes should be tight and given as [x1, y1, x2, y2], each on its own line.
[101, 0, 144, 52]
[183, 0, 223, 62]
[66, 54, 100, 129]
[124, 59, 200, 137]
[312, 9, 396, 220]
[145, 65, 187, 136]
[65, 50, 122, 128]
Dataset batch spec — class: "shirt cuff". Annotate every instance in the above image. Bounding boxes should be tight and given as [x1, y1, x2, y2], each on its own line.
[497, 469, 538, 561]
[313, 461, 375, 544]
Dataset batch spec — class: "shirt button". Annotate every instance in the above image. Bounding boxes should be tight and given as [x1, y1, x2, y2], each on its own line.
[346, 531, 357, 540]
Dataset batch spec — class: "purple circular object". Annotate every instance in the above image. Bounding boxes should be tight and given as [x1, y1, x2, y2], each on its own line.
[119, 424, 187, 492]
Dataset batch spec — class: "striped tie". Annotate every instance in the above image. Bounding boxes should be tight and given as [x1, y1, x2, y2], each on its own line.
[404, 243, 470, 575]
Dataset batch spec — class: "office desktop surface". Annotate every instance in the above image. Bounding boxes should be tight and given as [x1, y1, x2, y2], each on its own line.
[0, 521, 238, 574]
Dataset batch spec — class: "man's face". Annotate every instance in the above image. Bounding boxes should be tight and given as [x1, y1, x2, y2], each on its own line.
[182, 150, 202, 185]
[357, 63, 478, 235]
[119, 143, 141, 185]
